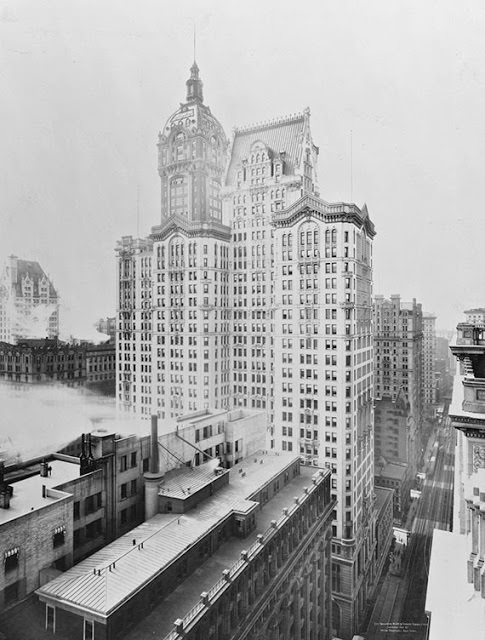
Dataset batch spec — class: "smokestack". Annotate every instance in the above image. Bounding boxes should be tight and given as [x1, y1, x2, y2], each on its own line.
[40, 459, 49, 478]
[150, 414, 159, 473]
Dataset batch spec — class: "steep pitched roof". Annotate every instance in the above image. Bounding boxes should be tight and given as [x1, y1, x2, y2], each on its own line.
[225, 112, 307, 186]
[11, 260, 57, 299]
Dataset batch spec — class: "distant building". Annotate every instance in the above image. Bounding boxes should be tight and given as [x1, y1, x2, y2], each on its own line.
[464, 308, 485, 326]
[435, 335, 453, 402]
[0, 338, 86, 386]
[426, 315, 485, 638]
[86, 342, 116, 395]
[373, 295, 424, 521]
[37, 452, 335, 640]
[0, 255, 59, 344]
[95, 317, 116, 341]
[0, 338, 116, 395]
[422, 313, 437, 408]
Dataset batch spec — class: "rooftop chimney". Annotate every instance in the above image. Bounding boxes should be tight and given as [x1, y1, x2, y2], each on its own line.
[150, 415, 159, 473]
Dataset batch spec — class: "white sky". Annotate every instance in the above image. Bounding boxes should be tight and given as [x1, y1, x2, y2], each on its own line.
[0, 0, 484, 331]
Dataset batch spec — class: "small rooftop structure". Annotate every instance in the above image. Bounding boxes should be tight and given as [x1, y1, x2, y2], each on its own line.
[0, 459, 79, 525]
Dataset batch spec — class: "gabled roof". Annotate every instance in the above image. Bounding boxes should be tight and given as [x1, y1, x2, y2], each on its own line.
[225, 112, 307, 186]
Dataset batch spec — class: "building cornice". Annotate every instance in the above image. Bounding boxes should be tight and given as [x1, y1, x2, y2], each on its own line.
[271, 194, 376, 237]
[150, 216, 231, 242]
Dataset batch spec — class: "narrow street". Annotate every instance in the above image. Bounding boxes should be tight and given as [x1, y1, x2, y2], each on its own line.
[365, 415, 455, 639]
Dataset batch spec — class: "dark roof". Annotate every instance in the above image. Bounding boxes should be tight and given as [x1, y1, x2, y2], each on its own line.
[11, 260, 57, 299]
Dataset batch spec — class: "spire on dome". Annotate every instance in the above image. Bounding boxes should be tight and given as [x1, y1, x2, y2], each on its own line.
[186, 61, 203, 103]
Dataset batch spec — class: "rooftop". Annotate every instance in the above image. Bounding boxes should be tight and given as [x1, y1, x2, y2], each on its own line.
[375, 461, 408, 481]
[225, 111, 306, 186]
[426, 529, 485, 640]
[0, 459, 79, 525]
[37, 452, 304, 619]
[449, 373, 485, 424]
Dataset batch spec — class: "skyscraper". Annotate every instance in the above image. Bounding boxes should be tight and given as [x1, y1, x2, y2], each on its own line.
[422, 312, 437, 408]
[373, 295, 424, 484]
[116, 62, 379, 638]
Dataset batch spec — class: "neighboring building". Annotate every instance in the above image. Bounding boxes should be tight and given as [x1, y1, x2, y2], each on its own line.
[464, 308, 485, 326]
[374, 460, 410, 523]
[0, 407, 267, 614]
[423, 312, 437, 408]
[95, 317, 116, 341]
[373, 487, 394, 589]
[0, 255, 59, 344]
[86, 342, 116, 396]
[373, 295, 424, 518]
[0, 430, 151, 613]
[426, 316, 485, 639]
[37, 452, 335, 640]
[435, 335, 453, 403]
[0, 339, 116, 394]
[0, 338, 86, 386]
[115, 61, 382, 638]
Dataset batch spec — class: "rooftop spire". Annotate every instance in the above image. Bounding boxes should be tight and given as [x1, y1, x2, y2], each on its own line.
[186, 59, 203, 103]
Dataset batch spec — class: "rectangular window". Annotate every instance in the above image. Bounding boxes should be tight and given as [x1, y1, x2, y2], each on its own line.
[84, 619, 94, 640]
[119, 455, 127, 472]
[4, 548, 19, 573]
[130, 452, 137, 468]
[53, 526, 66, 548]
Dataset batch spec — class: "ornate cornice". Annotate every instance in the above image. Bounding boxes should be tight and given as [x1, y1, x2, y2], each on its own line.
[271, 194, 376, 237]
[150, 216, 231, 242]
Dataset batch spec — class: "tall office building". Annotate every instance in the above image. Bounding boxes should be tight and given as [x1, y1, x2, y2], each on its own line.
[0, 255, 59, 344]
[116, 62, 379, 638]
[373, 296, 424, 520]
[423, 312, 437, 408]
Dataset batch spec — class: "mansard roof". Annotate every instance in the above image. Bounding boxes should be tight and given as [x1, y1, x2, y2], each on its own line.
[9, 260, 57, 299]
[225, 111, 309, 186]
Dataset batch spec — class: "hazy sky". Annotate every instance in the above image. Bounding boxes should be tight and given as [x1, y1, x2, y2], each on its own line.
[0, 0, 484, 332]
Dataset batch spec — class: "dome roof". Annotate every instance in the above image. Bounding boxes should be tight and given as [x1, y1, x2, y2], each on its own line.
[159, 64, 226, 145]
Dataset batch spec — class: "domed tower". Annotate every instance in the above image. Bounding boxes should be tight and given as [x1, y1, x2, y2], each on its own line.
[157, 62, 228, 225]
[149, 62, 231, 420]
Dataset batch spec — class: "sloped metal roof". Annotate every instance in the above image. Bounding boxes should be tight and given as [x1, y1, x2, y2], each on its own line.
[225, 113, 305, 186]
[37, 452, 297, 618]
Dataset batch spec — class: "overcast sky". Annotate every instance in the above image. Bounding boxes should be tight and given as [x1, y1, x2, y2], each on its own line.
[0, 0, 484, 333]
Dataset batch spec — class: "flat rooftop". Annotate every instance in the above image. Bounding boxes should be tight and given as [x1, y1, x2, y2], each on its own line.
[426, 529, 485, 640]
[375, 461, 407, 481]
[449, 373, 485, 423]
[37, 452, 312, 619]
[0, 459, 79, 525]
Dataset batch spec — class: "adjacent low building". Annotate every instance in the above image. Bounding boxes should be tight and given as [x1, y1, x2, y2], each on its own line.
[37, 452, 335, 640]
